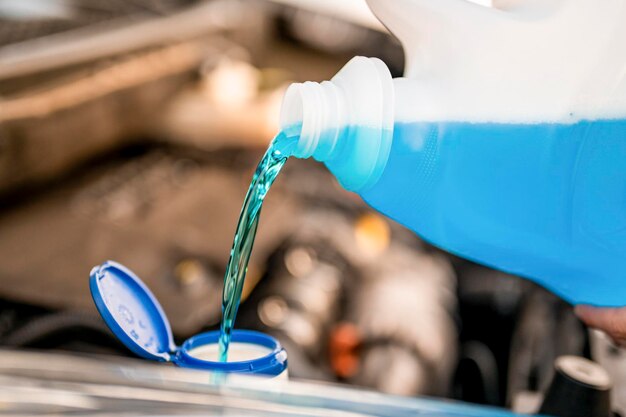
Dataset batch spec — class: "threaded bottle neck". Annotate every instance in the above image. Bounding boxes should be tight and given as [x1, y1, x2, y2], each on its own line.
[279, 56, 395, 192]
[280, 80, 346, 161]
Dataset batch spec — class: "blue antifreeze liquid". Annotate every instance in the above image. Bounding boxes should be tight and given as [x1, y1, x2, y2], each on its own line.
[218, 132, 296, 362]
[361, 119, 626, 306]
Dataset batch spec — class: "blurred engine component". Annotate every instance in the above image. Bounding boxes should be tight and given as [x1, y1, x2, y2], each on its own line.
[267, 0, 385, 32]
[337, 245, 457, 397]
[0, 0, 271, 195]
[275, 4, 404, 77]
[453, 264, 529, 405]
[0, 1, 199, 48]
[453, 262, 588, 409]
[590, 330, 626, 416]
[539, 356, 612, 417]
[238, 203, 458, 396]
[0, 144, 300, 338]
[506, 289, 588, 407]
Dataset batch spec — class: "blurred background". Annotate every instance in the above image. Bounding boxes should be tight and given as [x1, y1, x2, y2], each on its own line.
[0, 0, 624, 415]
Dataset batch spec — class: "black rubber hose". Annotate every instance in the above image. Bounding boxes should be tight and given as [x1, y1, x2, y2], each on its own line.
[2, 311, 114, 347]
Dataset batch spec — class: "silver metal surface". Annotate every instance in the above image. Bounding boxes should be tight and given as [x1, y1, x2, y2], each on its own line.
[0, 348, 525, 416]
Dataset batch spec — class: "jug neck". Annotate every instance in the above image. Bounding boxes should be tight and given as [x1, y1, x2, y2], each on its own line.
[280, 80, 346, 160]
[279, 56, 395, 191]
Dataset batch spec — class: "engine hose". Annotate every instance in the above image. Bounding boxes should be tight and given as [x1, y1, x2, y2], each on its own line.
[2, 311, 116, 347]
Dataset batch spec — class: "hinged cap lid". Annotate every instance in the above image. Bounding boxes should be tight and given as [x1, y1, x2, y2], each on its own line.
[90, 261, 176, 361]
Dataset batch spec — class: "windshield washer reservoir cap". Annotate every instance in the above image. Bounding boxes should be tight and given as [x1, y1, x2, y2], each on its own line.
[90, 260, 176, 361]
[90, 260, 288, 376]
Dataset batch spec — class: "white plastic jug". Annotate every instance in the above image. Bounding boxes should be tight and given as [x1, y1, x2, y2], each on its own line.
[279, 0, 626, 306]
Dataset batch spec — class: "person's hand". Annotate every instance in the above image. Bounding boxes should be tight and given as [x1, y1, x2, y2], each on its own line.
[575, 305, 626, 347]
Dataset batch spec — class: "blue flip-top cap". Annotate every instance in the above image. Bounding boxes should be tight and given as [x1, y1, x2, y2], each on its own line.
[90, 261, 176, 362]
